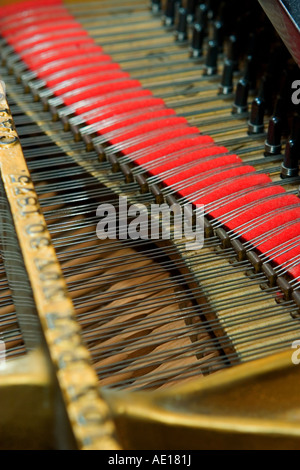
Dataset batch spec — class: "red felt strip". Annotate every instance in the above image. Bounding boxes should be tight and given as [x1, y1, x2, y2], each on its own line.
[62, 80, 142, 106]
[123, 127, 201, 155]
[73, 89, 153, 116]
[21, 36, 95, 61]
[0, 0, 62, 17]
[51, 71, 131, 97]
[37, 55, 113, 80]
[194, 174, 273, 207]
[257, 222, 300, 254]
[24, 46, 104, 69]
[46, 64, 121, 89]
[1, 14, 74, 35]
[238, 208, 300, 241]
[148, 147, 234, 176]
[226, 195, 300, 231]
[210, 185, 285, 218]
[83, 97, 165, 125]
[108, 116, 187, 145]
[177, 166, 255, 198]
[6, 22, 83, 46]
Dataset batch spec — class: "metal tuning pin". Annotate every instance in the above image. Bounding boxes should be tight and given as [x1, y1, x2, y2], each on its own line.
[175, 7, 188, 43]
[232, 77, 249, 114]
[186, 0, 198, 23]
[203, 40, 218, 76]
[151, 0, 161, 15]
[163, 0, 176, 28]
[248, 78, 266, 135]
[190, 22, 204, 59]
[264, 97, 283, 156]
[218, 59, 234, 95]
[281, 117, 300, 178]
[227, 35, 239, 71]
[195, 3, 208, 34]
[213, 20, 224, 53]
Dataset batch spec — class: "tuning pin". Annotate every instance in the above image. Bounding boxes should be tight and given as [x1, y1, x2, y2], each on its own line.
[232, 78, 249, 114]
[213, 20, 224, 52]
[190, 22, 204, 58]
[248, 79, 266, 134]
[227, 35, 239, 71]
[281, 117, 300, 178]
[203, 40, 218, 76]
[186, 0, 198, 23]
[218, 59, 234, 95]
[151, 0, 161, 15]
[264, 98, 283, 156]
[195, 3, 208, 33]
[164, 0, 176, 27]
[175, 7, 188, 43]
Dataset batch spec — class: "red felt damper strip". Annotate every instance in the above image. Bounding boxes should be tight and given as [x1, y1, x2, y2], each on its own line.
[256, 222, 300, 254]
[123, 127, 201, 156]
[194, 174, 273, 208]
[82, 98, 166, 127]
[164, 157, 243, 187]
[20, 36, 95, 61]
[63, 80, 143, 106]
[132, 135, 214, 166]
[225, 194, 300, 231]
[147, 145, 231, 176]
[46, 64, 121, 89]
[237, 207, 300, 242]
[50, 71, 131, 97]
[107, 116, 187, 145]
[6, 22, 83, 45]
[274, 244, 300, 266]
[37, 56, 114, 80]
[176, 166, 255, 199]
[0, 14, 75, 35]
[0, 0, 62, 17]
[73, 89, 153, 116]
[15, 30, 89, 54]
[210, 185, 285, 218]
[0, 7, 67, 28]
[24, 46, 104, 69]
[95, 108, 175, 136]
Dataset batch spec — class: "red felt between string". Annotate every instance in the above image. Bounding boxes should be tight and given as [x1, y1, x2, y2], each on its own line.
[73, 89, 152, 116]
[108, 116, 187, 145]
[210, 185, 285, 218]
[63, 80, 143, 106]
[123, 127, 201, 155]
[237, 207, 300, 241]
[194, 174, 273, 208]
[147, 146, 232, 176]
[0, 0, 62, 16]
[95, 108, 175, 136]
[176, 166, 255, 199]
[164, 158, 245, 187]
[132, 135, 214, 166]
[0, 14, 74, 35]
[24, 46, 104, 69]
[46, 64, 121, 88]
[37, 55, 113, 80]
[82, 97, 165, 125]
[6, 22, 83, 45]
[257, 222, 300, 254]
[226, 194, 300, 231]
[16, 31, 89, 54]
[20, 36, 95, 61]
